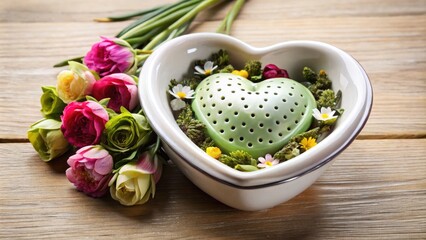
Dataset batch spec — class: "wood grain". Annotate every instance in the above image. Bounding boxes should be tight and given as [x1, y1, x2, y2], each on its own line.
[0, 140, 425, 239]
[0, 14, 425, 139]
[0, 0, 425, 239]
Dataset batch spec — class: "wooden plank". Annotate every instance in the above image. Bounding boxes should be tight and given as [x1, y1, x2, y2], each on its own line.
[0, 14, 425, 139]
[0, 139, 425, 239]
[1, 0, 426, 22]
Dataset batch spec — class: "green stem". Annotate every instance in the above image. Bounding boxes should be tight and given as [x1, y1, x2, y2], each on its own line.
[53, 56, 83, 68]
[217, 0, 245, 34]
[119, 0, 202, 39]
[95, 5, 166, 22]
[143, 0, 223, 50]
[125, 28, 163, 48]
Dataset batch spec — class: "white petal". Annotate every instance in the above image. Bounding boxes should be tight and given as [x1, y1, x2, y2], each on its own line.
[312, 108, 322, 120]
[194, 66, 205, 74]
[204, 61, 214, 70]
[170, 99, 186, 111]
[168, 90, 180, 99]
[181, 86, 191, 93]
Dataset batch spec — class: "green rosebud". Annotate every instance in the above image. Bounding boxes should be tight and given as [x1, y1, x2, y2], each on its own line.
[101, 107, 153, 154]
[27, 118, 70, 161]
[40, 86, 67, 119]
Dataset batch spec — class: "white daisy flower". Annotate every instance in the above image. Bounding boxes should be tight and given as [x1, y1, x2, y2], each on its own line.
[312, 107, 338, 121]
[257, 154, 279, 168]
[168, 84, 195, 111]
[194, 61, 218, 75]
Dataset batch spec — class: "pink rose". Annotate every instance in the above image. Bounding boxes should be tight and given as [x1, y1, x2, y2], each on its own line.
[66, 145, 113, 197]
[262, 64, 289, 79]
[61, 101, 109, 148]
[92, 73, 138, 112]
[84, 37, 136, 77]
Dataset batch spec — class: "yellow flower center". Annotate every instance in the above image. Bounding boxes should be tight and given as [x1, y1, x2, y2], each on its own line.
[265, 161, 273, 166]
[176, 91, 186, 99]
[321, 113, 329, 119]
[206, 147, 222, 159]
[205, 69, 212, 75]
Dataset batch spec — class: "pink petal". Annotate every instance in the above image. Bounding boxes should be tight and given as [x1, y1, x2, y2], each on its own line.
[82, 147, 109, 159]
[136, 153, 157, 174]
[65, 168, 76, 183]
[94, 155, 113, 175]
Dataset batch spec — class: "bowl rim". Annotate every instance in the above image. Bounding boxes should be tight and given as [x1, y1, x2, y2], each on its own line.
[139, 32, 373, 188]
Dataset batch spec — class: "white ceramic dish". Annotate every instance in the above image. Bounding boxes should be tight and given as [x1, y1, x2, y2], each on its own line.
[139, 33, 373, 211]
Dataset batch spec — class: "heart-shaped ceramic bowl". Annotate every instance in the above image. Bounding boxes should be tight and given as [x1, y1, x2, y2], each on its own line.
[139, 33, 373, 211]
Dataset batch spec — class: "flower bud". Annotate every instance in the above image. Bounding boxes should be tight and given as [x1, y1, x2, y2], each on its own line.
[27, 118, 70, 161]
[84, 37, 137, 77]
[101, 108, 152, 154]
[61, 101, 109, 148]
[40, 86, 66, 119]
[109, 152, 162, 206]
[262, 64, 289, 79]
[92, 73, 138, 112]
[66, 145, 113, 197]
[56, 61, 98, 103]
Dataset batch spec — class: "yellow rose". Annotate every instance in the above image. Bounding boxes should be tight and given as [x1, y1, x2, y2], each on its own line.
[109, 152, 162, 206]
[56, 61, 97, 103]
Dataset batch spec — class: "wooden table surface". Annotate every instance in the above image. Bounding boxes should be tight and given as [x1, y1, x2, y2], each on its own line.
[1, 0, 425, 239]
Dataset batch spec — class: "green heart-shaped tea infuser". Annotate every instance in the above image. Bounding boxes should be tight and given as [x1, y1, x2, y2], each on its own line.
[192, 73, 316, 158]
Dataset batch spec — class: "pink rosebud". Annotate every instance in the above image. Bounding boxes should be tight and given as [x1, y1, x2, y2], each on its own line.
[66, 145, 113, 197]
[84, 37, 136, 77]
[61, 101, 109, 148]
[92, 73, 138, 112]
[262, 64, 289, 79]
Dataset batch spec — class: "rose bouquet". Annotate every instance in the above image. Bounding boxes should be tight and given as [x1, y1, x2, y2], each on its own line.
[28, 0, 245, 206]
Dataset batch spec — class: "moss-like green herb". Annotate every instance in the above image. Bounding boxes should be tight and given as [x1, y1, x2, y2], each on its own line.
[219, 150, 257, 168]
